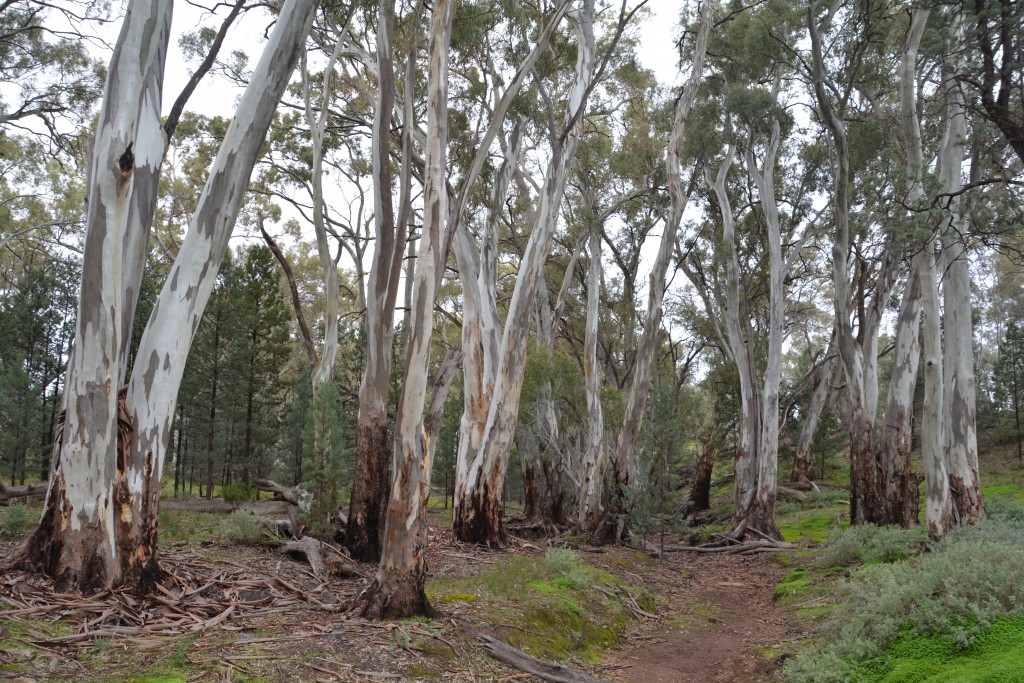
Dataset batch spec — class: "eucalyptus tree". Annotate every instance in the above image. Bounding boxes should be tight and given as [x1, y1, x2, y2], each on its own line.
[357, 0, 454, 619]
[0, 1, 103, 154]
[451, 0, 602, 544]
[348, 0, 418, 561]
[937, 13, 986, 524]
[900, 8, 950, 537]
[6, 0, 320, 591]
[807, 0, 912, 526]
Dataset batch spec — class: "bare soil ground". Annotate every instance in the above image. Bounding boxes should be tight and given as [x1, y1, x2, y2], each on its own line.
[0, 521, 803, 682]
[594, 550, 795, 683]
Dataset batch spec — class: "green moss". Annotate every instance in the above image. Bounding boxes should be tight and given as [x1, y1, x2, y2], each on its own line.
[774, 570, 813, 601]
[852, 613, 1024, 682]
[405, 662, 443, 679]
[437, 592, 477, 604]
[982, 484, 1024, 503]
[777, 508, 848, 543]
[428, 548, 631, 665]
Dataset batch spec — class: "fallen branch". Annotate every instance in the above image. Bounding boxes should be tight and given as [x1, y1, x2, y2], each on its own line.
[267, 537, 368, 580]
[0, 481, 47, 502]
[777, 485, 807, 502]
[478, 635, 611, 683]
[664, 539, 796, 555]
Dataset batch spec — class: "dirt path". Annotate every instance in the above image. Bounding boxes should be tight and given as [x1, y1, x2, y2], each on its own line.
[597, 551, 795, 683]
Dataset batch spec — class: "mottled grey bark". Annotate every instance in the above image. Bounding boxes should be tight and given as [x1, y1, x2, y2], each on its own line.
[938, 19, 985, 525]
[453, 0, 595, 545]
[15, 0, 320, 591]
[349, 0, 405, 562]
[357, 0, 453, 619]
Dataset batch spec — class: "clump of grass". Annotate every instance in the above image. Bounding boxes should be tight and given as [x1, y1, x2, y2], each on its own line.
[0, 503, 34, 537]
[786, 516, 1024, 682]
[775, 570, 813, 601]
[218, 510, 276, 545]
[816, 524, 927, 568]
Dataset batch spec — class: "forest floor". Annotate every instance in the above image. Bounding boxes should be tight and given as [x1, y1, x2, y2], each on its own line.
[0, 504, 816, 683]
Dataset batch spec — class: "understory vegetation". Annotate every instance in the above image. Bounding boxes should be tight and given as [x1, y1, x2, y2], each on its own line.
[785, 495, 1024, 682]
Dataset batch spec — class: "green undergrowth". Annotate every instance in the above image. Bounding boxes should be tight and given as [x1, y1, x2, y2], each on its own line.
[0, 501, 40, 538]
[428, 547, 643, 665]
[158, 509, 219, 543]
[786, 497, 1024, 683]
[773, 488, 851, 544]
[849, 613, 1024, 682]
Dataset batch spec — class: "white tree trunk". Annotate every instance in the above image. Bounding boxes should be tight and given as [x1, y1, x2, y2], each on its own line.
[298, 29, 346, 537]
[349, 0, 405, 561]
[358, 0, 453, 619]
[808, 5, 887, 525]
[938, 21, 985, 524]
[19, 0, 319, 591]
[603, 0, 717, 543]
[16, 0, 173, 591]
[577, 226, 604, 533]
[743, 107, 784, 540]
[453, 1, 597, 544]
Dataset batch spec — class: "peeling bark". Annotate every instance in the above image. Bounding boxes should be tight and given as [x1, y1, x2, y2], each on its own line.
[577, 226, 605, 534]
[11, 0, 320, 592]
[349, 0, 407, 562]
[938, 19, 985, 525]
[453, 1, 595, 545]
[357, 0, 455, 617]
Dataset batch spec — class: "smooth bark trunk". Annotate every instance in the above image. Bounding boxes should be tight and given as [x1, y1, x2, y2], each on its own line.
[453, 2, 596, 544]
[600, 0, 717, 543]
[357, 2, 453, 618]
[938, 27, 985, 524]
[10, 0, 319, 592]
[349, 0, 406, 561]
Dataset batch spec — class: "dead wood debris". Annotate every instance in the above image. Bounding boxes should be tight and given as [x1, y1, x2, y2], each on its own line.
[641, 537, 796, 557]
[0, 549, 358, 649]
[478, 635, 611, 683]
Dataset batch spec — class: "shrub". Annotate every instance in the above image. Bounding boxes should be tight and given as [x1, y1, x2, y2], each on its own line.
[787, 517, 1024, 682]
[0, 503, 34, 537]
[985, 494, 1024, 523]
[219, 510, 276, 545]
[817, 524, 926, 568]
[221, 482, 256, 503]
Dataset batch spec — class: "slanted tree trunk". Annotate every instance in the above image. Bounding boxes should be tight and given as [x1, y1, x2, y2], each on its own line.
[938, 24, 985, 524]
[601, 0, 717, 544]
[357, 1, 454, 617]
[453, 1, 595, 545]
[880, 14, 930, 530]
[879, 270, 922, 528]
[741, 105, 785, 541]
[10, 0, 320, 592]
[348, 0, 410, 561]
[790, 338, 835, 483]
[8, 0, 174, 592]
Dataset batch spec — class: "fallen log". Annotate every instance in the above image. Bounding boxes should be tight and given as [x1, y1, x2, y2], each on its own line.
[478, 635, 611, 683]
[267, 537, 367, 581]
[252, 479, 312, 512]
[0, 481, 47, 502]
[777, 485, 807, 502]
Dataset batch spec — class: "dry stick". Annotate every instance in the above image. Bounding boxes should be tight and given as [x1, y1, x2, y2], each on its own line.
[478, 635, 611, 683]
